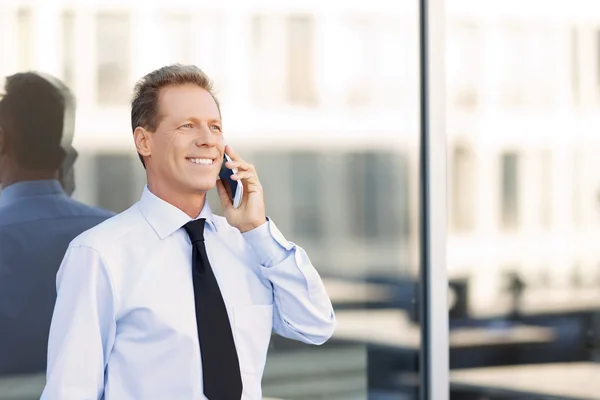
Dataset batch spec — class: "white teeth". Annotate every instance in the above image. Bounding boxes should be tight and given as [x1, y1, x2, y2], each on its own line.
[188, 158, 213, 165]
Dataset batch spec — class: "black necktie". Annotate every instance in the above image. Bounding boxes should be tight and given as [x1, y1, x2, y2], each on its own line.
[183, 219, 243, 400]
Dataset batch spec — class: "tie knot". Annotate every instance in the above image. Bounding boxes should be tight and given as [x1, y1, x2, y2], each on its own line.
[183, 218, 206, 244]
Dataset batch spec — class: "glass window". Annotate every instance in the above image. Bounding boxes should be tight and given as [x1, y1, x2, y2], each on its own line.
[540, 150, 552, 229]
[61, 11, 76, 89]
[344, 18, 374, 108]
[348, 151, 408, 239]
[447, 22, 481, 110]
[289, 152, 323, 239]
[448, 4, 600, 399]
[156, 14, 192, 66]
[95, 153, 136, 213]
[0, 5, 422, 399]
[596, 30, 600, 97]
[286, 15, 316, 106]
[500, 152, 519, 230]
[17, 8, 32, 71]
[96, 13, 130, 106]
[571, 27, 580, 105]
[451, 145, 476, 232]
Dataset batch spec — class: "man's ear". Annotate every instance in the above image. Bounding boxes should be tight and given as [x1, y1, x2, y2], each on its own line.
[133, 127, 151, 160]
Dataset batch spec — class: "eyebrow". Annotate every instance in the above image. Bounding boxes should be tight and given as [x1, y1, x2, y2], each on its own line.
[185, 117, 221, 124]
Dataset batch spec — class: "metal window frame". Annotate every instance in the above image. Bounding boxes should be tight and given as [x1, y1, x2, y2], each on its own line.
[419, 0, 449, 399]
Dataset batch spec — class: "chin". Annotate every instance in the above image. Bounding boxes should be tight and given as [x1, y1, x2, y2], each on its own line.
[190, 180, 217, 193]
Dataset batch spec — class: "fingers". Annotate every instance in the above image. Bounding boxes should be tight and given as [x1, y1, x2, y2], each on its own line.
[231, 170, 255, 182]
[224, 145, 241, 162]
[224, 145, 261, 188]
[225, 160, 247, 170]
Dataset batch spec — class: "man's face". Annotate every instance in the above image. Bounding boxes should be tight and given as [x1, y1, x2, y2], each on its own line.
[144, 84, 224, 196]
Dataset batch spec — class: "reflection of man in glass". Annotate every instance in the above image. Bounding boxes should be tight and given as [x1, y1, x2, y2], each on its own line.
[0, 72, 113, 375]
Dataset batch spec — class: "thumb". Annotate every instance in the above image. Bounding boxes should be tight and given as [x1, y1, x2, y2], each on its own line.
[216, 179, 232, 210]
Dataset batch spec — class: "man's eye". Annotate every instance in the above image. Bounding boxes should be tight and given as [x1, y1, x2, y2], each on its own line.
[210, 125, 222, 132]
[180, 123, 193, 129]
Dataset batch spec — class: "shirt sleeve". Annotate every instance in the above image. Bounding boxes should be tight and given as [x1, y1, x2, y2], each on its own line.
[41, 245, 117, 400]
[242, 218, 335, 345]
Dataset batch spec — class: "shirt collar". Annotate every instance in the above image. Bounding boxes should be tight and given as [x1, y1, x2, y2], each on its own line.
[138, 186, 217, 240]
[0, 179, 64, 207]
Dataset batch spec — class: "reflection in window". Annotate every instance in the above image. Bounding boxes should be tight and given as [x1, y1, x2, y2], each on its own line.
[348, 152, 408, 239]
[62, 11, 76, 89]
[252, 151, 289, 227]
[287, 15, 316, 106]
[251, 15, 282, 106]
[157, 14, 192, 65]
[290, 152, 322, 238]
[447, 22, 481, 110]
[96, 13, 130, 106]
[571, 28, 580, 105]
[345, 18, 374, 108]
[451, 145, 476, 232]
[500, 152, 520, 230]
[499, 23, 527, 108]
[596, 30, 600, 97]
[18, 8, 33, 71]
[573, 149, 582, 226]
[95, 153, 135, 213]
[540, 150, 552, 229]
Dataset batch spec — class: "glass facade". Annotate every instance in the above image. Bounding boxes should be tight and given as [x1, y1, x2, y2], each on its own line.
[446, 1, 600, 399]
[0, 1, 424, 399]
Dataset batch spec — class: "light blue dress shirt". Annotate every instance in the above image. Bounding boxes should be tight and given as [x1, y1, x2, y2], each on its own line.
[0, 180, 113, 374]
[42, 186, 335, 400]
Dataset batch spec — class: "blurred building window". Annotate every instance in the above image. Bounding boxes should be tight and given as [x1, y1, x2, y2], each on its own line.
[290, 152, 323, 238]
[499, 23, 527, 109]
[540, 150, 552, 229]
[252, 151, 291, 227]
[571, 27, 580, 105]
[377, 21, 413, 109]
[345, 18, 374, 108]
[447, 22, 481, 110]
[500, 152, 520, 230]
[61, 10, 76, 89]
[286, 15, 316, 106]
[451, 145, 476, 232]
[251, 15, 285, 106]
[157, 14, 192, 65]
[95, 153, 135, 213]
[348, 152, 407, 239]
[96, 13, 130, 106]
[573, 149, 582, 227]
[17, 8, 33, 71]
[596, 30, 600, 101]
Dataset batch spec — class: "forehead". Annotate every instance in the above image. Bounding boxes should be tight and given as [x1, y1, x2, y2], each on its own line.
[157, 84, 220, 122]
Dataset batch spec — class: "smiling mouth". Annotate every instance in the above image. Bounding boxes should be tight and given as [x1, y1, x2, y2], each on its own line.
[187, 157, 214, 165]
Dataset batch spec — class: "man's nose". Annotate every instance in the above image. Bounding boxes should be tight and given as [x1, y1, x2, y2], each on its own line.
[194, 125, 218, 146]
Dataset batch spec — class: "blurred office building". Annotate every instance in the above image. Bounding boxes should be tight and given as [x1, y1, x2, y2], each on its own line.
[3, 0, 600, 314]
[3, 0, 600, 399]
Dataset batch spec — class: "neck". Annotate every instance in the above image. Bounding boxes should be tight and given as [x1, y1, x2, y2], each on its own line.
[147, 181, 207, 218]
[1, 169, 58, 188]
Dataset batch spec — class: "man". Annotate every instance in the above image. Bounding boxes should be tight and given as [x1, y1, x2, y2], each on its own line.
[42, 64, 335, 400]
[0, 72, 113, 375]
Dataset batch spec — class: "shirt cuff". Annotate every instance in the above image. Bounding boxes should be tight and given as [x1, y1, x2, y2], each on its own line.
[242, 218, 291, 267]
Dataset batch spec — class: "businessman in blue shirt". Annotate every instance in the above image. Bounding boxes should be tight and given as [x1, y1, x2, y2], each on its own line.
[0, 72, 113, 376]
[42, 64, 335, 400]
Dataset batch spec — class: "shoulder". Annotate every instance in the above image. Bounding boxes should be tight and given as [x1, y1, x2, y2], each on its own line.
[63, 197, 116, 219]
[70, 203, 143, 251]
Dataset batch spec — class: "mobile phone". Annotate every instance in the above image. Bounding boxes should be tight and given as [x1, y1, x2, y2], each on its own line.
[219, 153, 243, 208]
